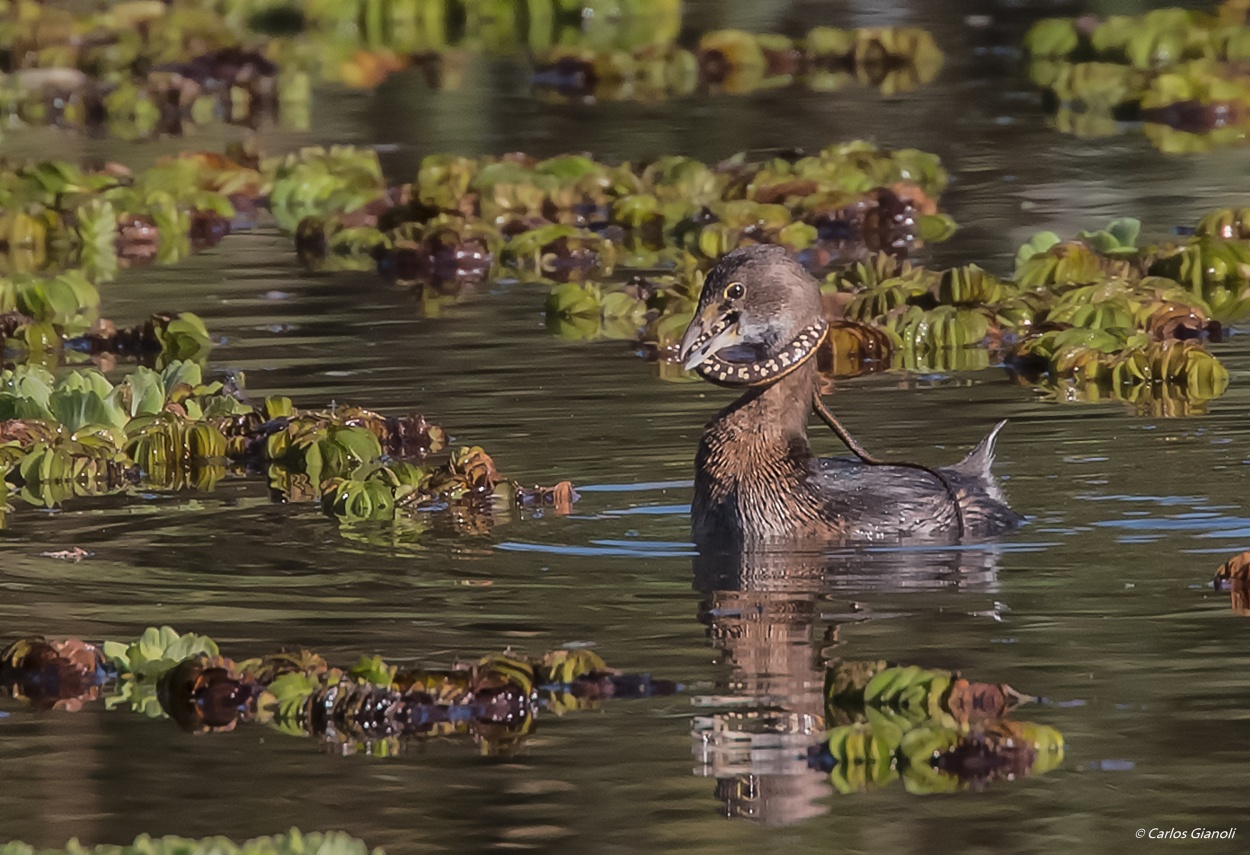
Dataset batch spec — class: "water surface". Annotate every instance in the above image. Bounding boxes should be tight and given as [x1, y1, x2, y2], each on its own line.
[2, 2, 1250, 853]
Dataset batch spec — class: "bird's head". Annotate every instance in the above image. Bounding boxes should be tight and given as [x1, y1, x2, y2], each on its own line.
[678, 245, 827, 387]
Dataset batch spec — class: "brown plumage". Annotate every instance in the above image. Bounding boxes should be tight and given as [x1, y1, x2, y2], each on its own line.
[679, 245, 1021, 550]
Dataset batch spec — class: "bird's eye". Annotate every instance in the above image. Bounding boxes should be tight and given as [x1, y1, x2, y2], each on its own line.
[724, 282, 745, 300]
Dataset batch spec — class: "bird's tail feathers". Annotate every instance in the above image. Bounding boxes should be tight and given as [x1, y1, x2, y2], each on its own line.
[951, 420, 1008, 485]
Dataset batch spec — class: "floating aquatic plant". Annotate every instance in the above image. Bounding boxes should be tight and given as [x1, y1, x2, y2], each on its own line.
[0, 271, 99, 338]
[0, 0, 933, 109]
[802, 212, 1236, 410]
[293, 142, 954, 338]
[814, 659, 1063, 795]
[314, 142, 950, 270]
[532, 25, 942, 103]
[0, 151, 256, 280]
[0, 627, 676, 755]
[278, 160, 1245, 412]
[0, 830, 379, 855]
[0, 359, 575, 531]
[0, 54, 309, 140]
[0, 0, 940, 141]
[0, 0, 318, 138]
[1, 140, 952, 341]
[535, 207, 1242, 409]
[0, 277, 212, 371]
[1024, 2, 1250, 152]
[11, 140, 1236, 427]
[265, 146, 387, 231]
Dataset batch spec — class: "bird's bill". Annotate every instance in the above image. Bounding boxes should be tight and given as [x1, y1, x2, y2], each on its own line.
[679, 304, 743, 371]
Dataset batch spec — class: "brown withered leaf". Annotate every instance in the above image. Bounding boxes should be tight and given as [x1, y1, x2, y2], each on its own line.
[240, 649, 329, 684]
[158, 655, 256, 733]
[817, 319, 894, 378]
[0, 637, 106, 709]
[945, 678, 1024, 723]
[889, 181, 938, 216]
[1143, 301, 1211, 341]
[385, 414, 447, 457]
[0, 311, 29, 338]
[0, 420, 58, 445]
[1213, 551, 1250, 615]
[339, 409, 447, 458]
[753, 179, 820, 205]
[393, 665, 474, 701]
[189, 210, 231, 249]
[1215, 551, 1250, 583]
[934, 721, 1037, 785]
[514, 480, 579, 514]
[37, 547, 91, 562]
[337, 49, 409, 89]
[859, 187, 921, 251]
[825, 658, 891, 704]
[452, 447, 500, 493]
[116, 214, 160, 259]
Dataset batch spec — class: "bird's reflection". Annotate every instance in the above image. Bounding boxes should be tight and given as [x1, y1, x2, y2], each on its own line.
[690, 546, 1059, 824]
[691, 551, 832, 826]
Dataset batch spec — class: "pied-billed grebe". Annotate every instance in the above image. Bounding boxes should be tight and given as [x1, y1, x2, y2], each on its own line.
[678, 244, 1022, 548]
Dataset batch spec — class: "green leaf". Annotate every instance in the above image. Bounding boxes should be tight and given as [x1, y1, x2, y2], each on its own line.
[1106, 217, 1141, 249]
[546, 282, 602, 318]
[48, 388, 125, 433]
[328, 426, 382, 467]
[1013, 231, 1062, 276]
[258, 396, 291, 420]
[157, 313, 213, 363]
[161, 360, 204, 397]
[109, 625, 219, 678]
[347, 654, 395, 687]
[113, 366, 167, 417]
[917, 213, 957, 242]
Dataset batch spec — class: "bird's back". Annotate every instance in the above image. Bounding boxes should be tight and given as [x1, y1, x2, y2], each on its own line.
[806, 421, 1021, 542]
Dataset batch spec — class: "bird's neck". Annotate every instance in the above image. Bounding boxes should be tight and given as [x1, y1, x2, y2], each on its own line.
[710, 359, 818, 452]
[693, 360, 822, 539]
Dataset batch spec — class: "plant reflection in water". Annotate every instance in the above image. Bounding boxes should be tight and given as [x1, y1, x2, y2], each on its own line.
[690, 546, 1063, 823]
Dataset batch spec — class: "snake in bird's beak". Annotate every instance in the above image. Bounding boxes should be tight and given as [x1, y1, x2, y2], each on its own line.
[678, 303, 743, 371]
